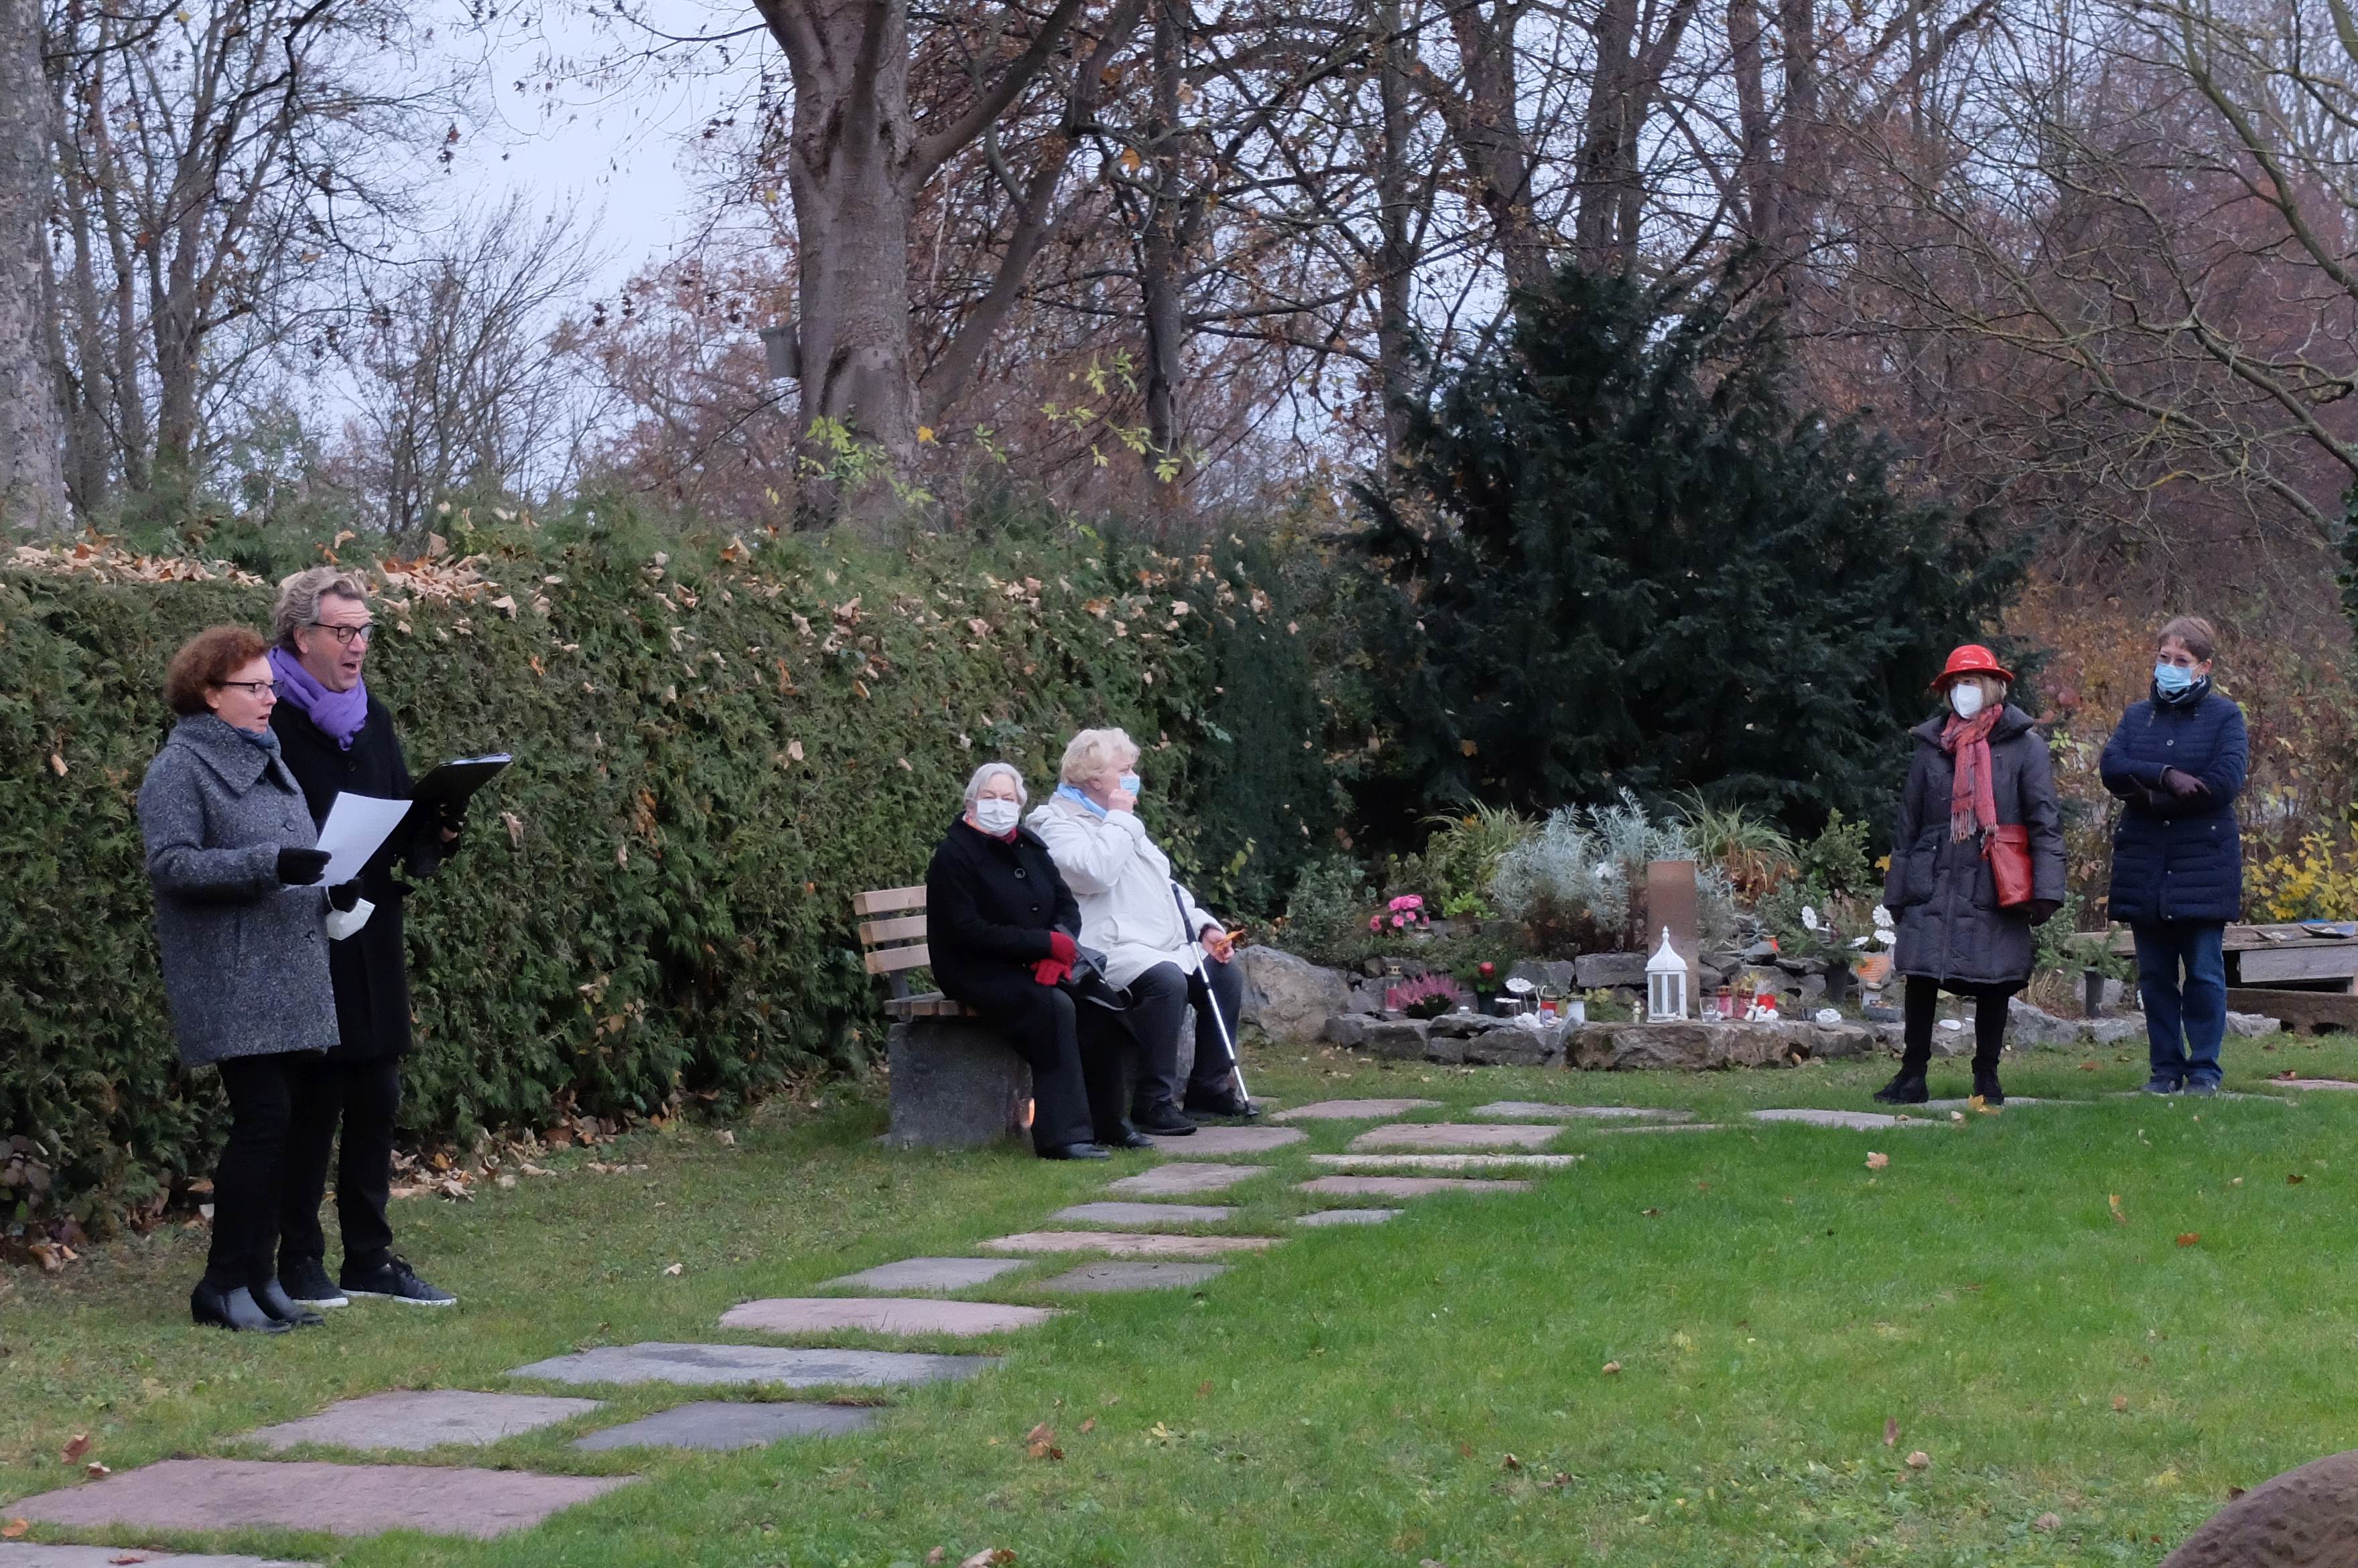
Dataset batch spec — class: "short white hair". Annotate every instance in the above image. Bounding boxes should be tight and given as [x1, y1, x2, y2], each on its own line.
[1059, 727, 1140, 785]
[963, 762, 1028, 812]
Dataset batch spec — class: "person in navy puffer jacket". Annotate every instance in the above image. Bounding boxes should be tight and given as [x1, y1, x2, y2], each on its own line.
[2101, 616, 2249, 1095]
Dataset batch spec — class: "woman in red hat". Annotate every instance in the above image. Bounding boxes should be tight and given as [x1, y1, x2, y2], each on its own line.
[1874, 644, 2067, 1104]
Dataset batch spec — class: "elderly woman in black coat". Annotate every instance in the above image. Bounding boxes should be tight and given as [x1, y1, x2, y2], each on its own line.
[138, 626, 341, 1333]
[925, 762, 1140, 1159]
[1874, 644, 2067, 1107]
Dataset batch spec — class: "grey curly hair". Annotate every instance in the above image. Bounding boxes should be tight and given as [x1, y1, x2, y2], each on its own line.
[271, 567, 372, 650]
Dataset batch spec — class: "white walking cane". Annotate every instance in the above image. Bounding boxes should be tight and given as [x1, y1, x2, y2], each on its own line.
[1173, 882, 1251, 1102]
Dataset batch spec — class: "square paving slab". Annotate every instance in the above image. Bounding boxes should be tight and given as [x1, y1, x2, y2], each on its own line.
[1923, 1097, 2059, 1110]
[719, 1297, 1056, 1338]
[1603, 1123, 1727, 1133]
[1750, 1109, 1939, 1130]
[1298, 1175, 1533, 1198]
[0, 1549, 312, 1568]
[1350, 1123, 1562, 1151]
[238, 1391, 602, 1453]
[1294, 1207, 1402, 1226]
[7, 1459, 632, 1541]
[2264, 1078, 2358, 1090]
[1050, 1201, 1235, 1226]
[508, 1342, 993, 1388]
[819, 1257, 1032, 1293]
[1036, 1261, 1230, 1292]
[1308, 1153, 1581, 1170]
[1271, 1098, 1443, 1122]
[1105, 1163, 1270, 1196]
[1143, 1125, 1306, 1155]
[1470, 1102, 1695, 1121]
[573, 1401, 875, 1451]
[979, 1230, 1279, 1259]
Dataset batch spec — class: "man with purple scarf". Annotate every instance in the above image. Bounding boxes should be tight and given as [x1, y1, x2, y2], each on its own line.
[266, 567, 463, 1309]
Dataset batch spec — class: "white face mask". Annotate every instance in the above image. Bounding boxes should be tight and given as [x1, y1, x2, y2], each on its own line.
[973, 798, 1021, 835]
[1948, 683, 1986, 721]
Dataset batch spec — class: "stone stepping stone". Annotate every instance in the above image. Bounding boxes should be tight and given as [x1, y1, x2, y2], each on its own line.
[509, 1342, 992, 1388]
[2268, 1078, 2358, 1091]
[1105, 1162, 1269, 1196]
[239, 1391, 602, 1453]
[1602, 1123, 1728, 1134]
[1298, 1175, 1533, 1198]
[1143, 1125, 1306, 1156]
[1308, 1153, 1580, 1170]
[1271, 1098, 1443, 1122]
[1050, 1202, 1235, 1226]
[1294, 1208, 1401, 1226]
[0, 1549, 311, 1568]
[1350, 1123, 1562, 1151]
[1037, 1261, 1229, 1293]
[1750, 1109, 1939, 1131]
[1470, 1102, 1694, 1121]
[572, 1401, 875, 1451]
[1923, 1097, 2061, 1110]
[7, 1459, 632, 1541]
[978, 1230, 1279, 1259]
[819, 1257, 1030, 1293]
[721, 1297, 1056, 1338]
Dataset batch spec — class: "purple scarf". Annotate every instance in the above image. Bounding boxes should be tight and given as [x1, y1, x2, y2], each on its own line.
[267, 644, 368, 750]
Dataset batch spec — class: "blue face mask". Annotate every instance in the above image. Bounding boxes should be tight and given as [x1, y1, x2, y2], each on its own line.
[1119, 772, 1142, 797]
[2154, 662, 2195, 695]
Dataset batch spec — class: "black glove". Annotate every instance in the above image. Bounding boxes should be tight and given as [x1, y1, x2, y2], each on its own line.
[2160, 766, 2209, 798]
[2025, 898, 2061, 927]
[328, 880, 362, 912]
[277, 847, 331, 886]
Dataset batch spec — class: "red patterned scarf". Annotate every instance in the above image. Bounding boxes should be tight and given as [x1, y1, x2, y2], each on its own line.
[1941, 706, 2002, 842]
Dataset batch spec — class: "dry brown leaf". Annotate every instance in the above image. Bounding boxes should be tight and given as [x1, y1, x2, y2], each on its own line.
[1601, 1361, 1622, 1375]
[2109, 1193, 2128, 1224]
[1866, 1151, 1890, 1171]
[3, 1518, 27, 1539]
[959, 1549, 1015, 1567]
[1501, 1453, 1523, 1471]
[109, 1555, 147, 1564]
[1196, 1380, 1212, 1397]
[661, 1263, 683, 1277]
[1024, 1421, 1058, 1459]
[2034, 1512, 2061, 1531]
[84, 1463, 109, 1478]
[1906, 1451, 1931, 1470]
[1641, 1208, 1659, 1217]
[2176, 1232, 2201, 1246]
[927, 1551, 946, 1565]
[48, 752, 67, 777]
[2289, 1173, 2306, 1185]
[1079, 1417, 1095, 1433]
[2113, 1396, 2129, 1411]
[61, 1433, 90, 1463]
[1882, 1417, 1898, 1447]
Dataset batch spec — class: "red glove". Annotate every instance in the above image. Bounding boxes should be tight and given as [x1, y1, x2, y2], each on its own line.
[1048, 930, 1078, 965]
[1032, 957, 1073, 987]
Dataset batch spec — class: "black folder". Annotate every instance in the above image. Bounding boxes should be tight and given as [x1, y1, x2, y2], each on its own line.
[409, 754, 512, 819]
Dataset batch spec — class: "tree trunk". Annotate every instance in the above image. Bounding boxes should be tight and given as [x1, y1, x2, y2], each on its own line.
[1139, 0, 1186, 500]
[1444, 2, 1549, 301]
[0, 0, 70, 532]
[1374, 0, 1419, 477]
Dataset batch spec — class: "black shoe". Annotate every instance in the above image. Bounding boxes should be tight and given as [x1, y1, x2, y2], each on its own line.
[2182, 1079, 2219, 1097]
[2141, 1075, 2182, 1096]
[192, 1282, 291, 1334]
[1971, 1068, 2005, 1107]
[279, 1256, 349, 1309]
[1103, 1128, 1155, 1150]
[1038, 1142, 1112, 1160]
[1134, 1107, 1196, 1136]
[340, 1255, 457, 1307]
[1182, 1090, 1259, 1120]
[1872, 1071, 1929, 1105]
[250, 1277, 326, 1328]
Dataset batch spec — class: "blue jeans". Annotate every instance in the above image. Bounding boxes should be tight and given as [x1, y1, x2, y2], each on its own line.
[2132, 920, 2227, 1086]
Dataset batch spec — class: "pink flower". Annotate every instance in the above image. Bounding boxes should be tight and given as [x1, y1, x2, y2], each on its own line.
[1369, 915, 1383, 932]
[1391, 914, 1407, 928]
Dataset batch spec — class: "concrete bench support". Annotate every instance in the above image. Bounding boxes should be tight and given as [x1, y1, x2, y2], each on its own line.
[886, 1019, 1032, 1149]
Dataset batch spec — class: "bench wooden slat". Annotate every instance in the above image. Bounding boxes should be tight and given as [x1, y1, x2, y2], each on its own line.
[857, 914, 930, 946]
[865, 942, 934, 977]
[884, 992, 977, 1019]
[853, 885, 928, 918]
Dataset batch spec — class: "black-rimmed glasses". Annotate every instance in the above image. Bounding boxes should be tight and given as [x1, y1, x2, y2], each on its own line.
[309, 621, 374, 645]
[216, 680, 277, 697]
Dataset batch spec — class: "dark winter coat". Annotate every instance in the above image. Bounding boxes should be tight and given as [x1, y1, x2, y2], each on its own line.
[271, 693, 451, 1061]
[925, 816, 1082, 1002]
[137, 715, 340, 1068]
[1884, 704, 2068, 987]
[2099, 689, 2247, 925]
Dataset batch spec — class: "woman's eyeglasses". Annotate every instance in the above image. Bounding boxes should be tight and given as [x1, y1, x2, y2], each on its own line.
[216, 680, 277, 697]
[309, 621, 374, 646]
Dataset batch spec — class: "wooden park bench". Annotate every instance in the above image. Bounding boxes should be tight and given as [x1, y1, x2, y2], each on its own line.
[2109, 921, 2358, 1034]
[853, 883, 1035, 1148]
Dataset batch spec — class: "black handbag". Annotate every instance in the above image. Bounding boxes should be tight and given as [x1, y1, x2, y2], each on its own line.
[1061, 943, 1133, 1012]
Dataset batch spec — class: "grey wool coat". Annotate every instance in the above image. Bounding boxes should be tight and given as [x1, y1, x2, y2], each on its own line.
[137, 715, 340, 1067]
[1882, 705, 2068, 988]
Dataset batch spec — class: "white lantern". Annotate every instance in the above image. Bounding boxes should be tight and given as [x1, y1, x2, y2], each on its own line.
[1645, 926, 1688, 1021]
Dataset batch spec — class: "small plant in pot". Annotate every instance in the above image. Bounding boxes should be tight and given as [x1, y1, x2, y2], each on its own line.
[1386, 972, 1464, 1019]
[1370, 894, 1434, 937]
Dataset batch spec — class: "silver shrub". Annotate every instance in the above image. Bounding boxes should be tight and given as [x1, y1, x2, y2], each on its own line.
[1489, 790, 1738, 949]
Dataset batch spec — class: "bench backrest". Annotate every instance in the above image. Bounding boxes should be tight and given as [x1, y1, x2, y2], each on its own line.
[853, 884, 930, 993]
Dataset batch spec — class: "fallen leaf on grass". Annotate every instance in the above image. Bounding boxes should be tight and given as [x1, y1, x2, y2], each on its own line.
[661, 1263, 682, 1277]
[927, 1551, 946, 1565]
[1883, 1417, 1898, 1447]
[1865, 1151, 1889, 1171]
[2034, 1512, 2061, 1531]
[2289, 1173, 2306, 1185]
[3, 1520, 27, 1540]
[1906, 1451, 1931, 1470]
[84, 1464, 108, 1478]
[1025, 1423, 1060, 1459]
[2176, 1233, 2201, 1247]
[1601, 1361, 1622, 1375]
[1079, 1417, 1095, 1433]
[2079, 1062, 2100, 1071]
[2109, 1194, 2128, 1224]
[959, 1551, 1014, 1568]
[61, 1434, 89, 1463]
[109, 1555, 147, 1565]
[1640, 1208, 1659, 1217]
[1501, 1453, 1522, 1471]
[2113, 1396, 2129, 1411]
[1196, 1380, 1212, 1397]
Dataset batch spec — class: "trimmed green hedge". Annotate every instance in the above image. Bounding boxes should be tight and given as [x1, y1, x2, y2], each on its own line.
[0, 523, 1335, 1231]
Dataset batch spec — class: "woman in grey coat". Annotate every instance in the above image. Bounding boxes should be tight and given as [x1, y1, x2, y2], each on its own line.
[1874, 644, 2067, 1107]
[137, 626, 344, 1333]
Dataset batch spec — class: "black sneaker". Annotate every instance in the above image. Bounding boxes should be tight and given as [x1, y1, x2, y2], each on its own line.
[279, 1256, 349, 1309]
[1182, 1090, 1260, 1120]
[2182, 1079, 2219, 1097]
[2140, 1076, 2182, 1096]
[340, 1255, 457, 1307]
[1134, 1106, 1197, 1136]
[1872, 1071, 1929, 1104]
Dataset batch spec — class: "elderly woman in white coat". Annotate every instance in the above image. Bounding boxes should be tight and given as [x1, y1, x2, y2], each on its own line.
[1027, 727, 1255, 1134]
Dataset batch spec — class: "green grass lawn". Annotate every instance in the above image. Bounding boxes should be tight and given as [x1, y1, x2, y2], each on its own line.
[9, 1034, 2358, 1567]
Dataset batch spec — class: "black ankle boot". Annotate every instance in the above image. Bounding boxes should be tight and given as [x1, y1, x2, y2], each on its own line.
[1872, 1070, 1929, 1105]
[251, 1277, 326, 1328]
[1972, 1066, 2005, 1106]
[191, 1282, 292, 1334]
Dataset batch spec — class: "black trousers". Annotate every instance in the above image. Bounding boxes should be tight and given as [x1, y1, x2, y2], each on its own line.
[279, 1054, 401, 1277]
[1898, 974, 2017, 1074]
[959, 973, 1136, 1150]
[208, 1053, 312, 1292]
[1123, 958, 1246, 1114]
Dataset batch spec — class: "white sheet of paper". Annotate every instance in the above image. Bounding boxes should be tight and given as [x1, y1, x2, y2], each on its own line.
[316, 792, 411, 885]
